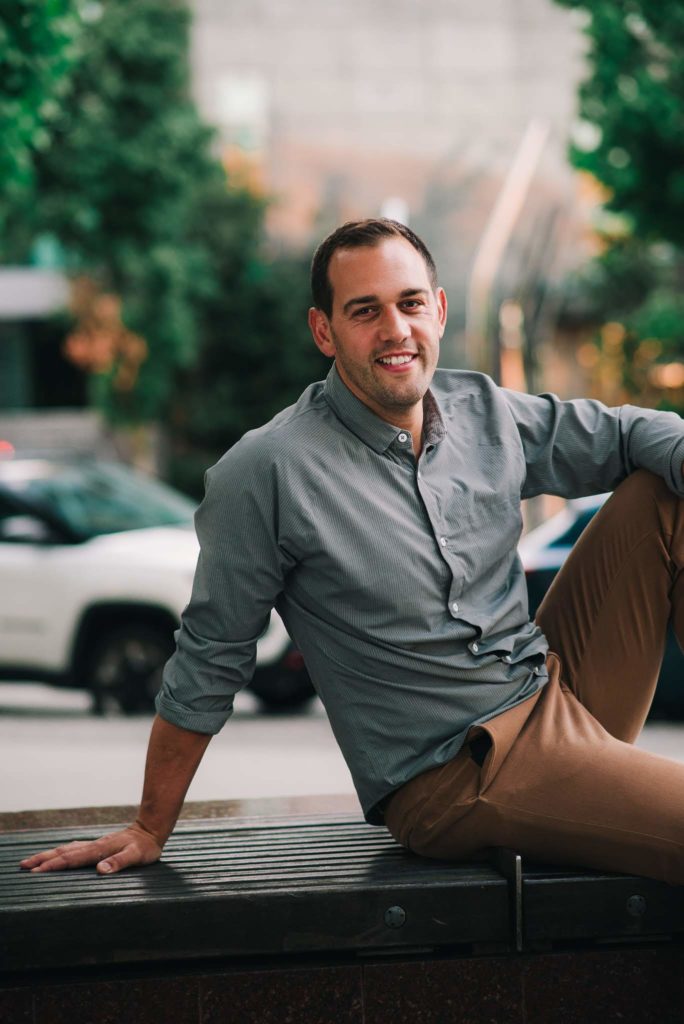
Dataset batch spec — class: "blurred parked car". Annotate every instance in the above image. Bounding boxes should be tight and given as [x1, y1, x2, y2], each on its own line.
[519, 494, 683, 719]
[0, 452, 314, 714]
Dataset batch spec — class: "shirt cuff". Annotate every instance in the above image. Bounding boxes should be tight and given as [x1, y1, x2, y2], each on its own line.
[155, 690, 233, 735]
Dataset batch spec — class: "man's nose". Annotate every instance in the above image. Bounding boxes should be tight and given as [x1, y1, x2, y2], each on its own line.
[377, 305, 409, 341]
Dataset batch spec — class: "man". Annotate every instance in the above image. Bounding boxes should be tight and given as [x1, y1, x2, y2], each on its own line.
[21, 219, 684, 884]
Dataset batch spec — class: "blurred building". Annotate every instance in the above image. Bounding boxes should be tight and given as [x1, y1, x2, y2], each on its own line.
[190, 0, 593, 384]
[1, 0, 595, 437]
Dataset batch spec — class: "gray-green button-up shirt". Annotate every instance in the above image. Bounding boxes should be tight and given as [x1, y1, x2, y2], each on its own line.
[157, 364, 684, 824]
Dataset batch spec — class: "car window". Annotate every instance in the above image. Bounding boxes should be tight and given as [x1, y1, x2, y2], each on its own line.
[1, 461, 196, 538]
[548, 508, 597, 548]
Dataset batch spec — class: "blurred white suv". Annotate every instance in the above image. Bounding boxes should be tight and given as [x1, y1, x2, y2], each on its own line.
[0, 454, 314, 714]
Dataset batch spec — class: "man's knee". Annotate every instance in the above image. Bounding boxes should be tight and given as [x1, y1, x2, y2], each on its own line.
[601, 469, 677, 528]
[612, 468, 670, 502]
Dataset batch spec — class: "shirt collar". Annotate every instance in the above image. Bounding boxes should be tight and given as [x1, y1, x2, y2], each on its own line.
[323, 362, 446, 454]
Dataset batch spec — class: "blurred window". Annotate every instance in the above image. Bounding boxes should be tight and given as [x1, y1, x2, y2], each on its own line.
[1, 461, 195, 539]
[215, 73, 269, 151]
[548, 509, 597, 549]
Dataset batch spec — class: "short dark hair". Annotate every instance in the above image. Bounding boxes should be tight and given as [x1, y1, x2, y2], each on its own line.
[310, 218, 438, 317]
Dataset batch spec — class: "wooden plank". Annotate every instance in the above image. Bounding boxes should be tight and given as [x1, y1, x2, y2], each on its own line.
[0, 816, 511, 972]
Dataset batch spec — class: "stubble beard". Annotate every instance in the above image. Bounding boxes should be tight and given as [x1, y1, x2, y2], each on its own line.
[336, 347, 433, 414]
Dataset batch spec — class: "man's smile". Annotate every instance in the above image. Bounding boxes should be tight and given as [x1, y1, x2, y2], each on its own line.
[375, 352, 419, 371]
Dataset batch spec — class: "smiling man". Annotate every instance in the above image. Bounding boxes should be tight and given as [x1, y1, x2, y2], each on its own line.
[22, 219, 684, 885]
[308, 231, 446, 452]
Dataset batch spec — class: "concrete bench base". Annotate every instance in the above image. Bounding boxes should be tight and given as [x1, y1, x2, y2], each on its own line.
[2, 944, 684, 1024]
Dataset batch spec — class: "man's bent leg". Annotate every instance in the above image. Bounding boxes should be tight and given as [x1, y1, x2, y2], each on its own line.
[536, 469, 684, 740]
[402, 657, 684, 884]
[386, 471, 684, 883]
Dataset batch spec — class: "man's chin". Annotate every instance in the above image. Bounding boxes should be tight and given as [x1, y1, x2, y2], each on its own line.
[374, 382, 429, 411]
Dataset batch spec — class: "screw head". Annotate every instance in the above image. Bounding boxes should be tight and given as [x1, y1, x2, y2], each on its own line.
[626, 894, 647, 918]
[384, 905, 406, 928]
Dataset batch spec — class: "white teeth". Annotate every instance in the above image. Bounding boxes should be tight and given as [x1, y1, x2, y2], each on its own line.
[377, 354, 414, 366]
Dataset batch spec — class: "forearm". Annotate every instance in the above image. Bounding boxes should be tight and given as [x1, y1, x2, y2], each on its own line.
[135, 714, 213, 847]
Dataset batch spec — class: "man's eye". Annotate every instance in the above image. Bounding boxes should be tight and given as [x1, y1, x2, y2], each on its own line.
[353, 307, 375, 317]
[402, 300, 422, 310]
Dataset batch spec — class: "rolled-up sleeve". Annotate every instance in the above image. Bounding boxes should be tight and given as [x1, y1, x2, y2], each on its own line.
[156, 436, 296, 734]
[502, 389, 684, 500]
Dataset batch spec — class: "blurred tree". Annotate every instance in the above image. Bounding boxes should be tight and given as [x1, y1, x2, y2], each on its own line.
[2, 0, 326, 479]
[168, 181, 329, 497]
[553, 0, 684, 414]
[556, 0, 684, 246]
[3, 0, 232, 423]
[0, 0, 80, 214]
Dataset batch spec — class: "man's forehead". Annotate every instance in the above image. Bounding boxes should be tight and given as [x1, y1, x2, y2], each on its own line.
[328, 237, 432, 303]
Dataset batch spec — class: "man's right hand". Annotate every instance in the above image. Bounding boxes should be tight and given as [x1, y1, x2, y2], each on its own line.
[19, 821, 164, 875]
[18, 715, 212, 878]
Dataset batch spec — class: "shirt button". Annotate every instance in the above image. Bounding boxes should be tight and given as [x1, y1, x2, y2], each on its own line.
[451, 601, 459, 613]
[470, 642, 479, 654]
[398, 432, 408, 443]
[533, 666, 543, 675]
[502, 654, 512, 664]
[440, 537, 447, 547]
[417, 469, 422, 479]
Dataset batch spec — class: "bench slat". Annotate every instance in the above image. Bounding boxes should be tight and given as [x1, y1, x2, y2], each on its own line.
[0, 815, 510, 972]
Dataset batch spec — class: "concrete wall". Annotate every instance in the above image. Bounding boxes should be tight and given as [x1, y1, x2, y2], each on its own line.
[190, 0, 586, 233]
[189, 0, 591, 370]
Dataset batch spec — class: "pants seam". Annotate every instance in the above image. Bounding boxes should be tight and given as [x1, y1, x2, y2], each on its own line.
[481, 794, 684, 851]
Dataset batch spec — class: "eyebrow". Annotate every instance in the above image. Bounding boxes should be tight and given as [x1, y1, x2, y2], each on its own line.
[342, 288, 429, 316]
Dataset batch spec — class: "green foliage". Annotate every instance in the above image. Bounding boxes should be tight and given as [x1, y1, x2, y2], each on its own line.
[168, 184, 330, 497]
[3, 0, 232, 423]
[552, 1, 684, 413]
[0, 0, 81, 208]
[556, 0, 684, 246]
[3, 0, 327, 464]
[563, 238, 661, 320]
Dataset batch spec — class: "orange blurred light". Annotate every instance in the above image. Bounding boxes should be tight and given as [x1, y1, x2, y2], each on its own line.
[649, 363, 684, 389]
[0, 441, 15, 456]
[577, 342, 600, 368]
[601, 321, 626, 350]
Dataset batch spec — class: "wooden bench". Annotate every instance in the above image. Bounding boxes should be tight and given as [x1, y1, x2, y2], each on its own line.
[2, 813, 684, 1023]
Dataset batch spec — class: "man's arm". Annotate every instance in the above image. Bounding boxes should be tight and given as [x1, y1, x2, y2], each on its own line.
[21, 435, 294, 874]
[501, 387, 684, 500]
[20, 715, 211, 874]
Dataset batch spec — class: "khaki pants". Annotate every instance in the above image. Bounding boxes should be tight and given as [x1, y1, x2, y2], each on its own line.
[384, 470, 684, 885]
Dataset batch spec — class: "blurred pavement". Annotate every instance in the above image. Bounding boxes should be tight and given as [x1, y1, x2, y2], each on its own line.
[0, 684, 355, 813]
[1, 683, 682, 814]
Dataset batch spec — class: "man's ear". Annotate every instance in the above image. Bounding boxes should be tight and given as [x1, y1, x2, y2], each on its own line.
[308, 307, 336, 358]
[436, 287, 448, 339]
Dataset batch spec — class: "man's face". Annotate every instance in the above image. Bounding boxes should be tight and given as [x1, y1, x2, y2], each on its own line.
[308, 237, 447, 424]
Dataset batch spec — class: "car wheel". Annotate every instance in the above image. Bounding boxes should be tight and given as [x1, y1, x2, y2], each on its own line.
[249, 648, 315, 713]
[86, 623, 174, 715]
